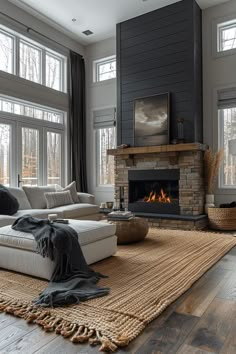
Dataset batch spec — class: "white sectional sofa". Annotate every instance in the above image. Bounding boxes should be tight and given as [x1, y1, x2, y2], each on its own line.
[0, 220, 117, 280]
[0, 185, 100, 228]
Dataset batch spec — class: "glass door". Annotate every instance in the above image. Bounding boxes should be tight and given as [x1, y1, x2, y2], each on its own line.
[18, 125, 41, 186]
[0, 115, 64, 187]
[46, 130, 62, 185]
[0, 123, 11, 186]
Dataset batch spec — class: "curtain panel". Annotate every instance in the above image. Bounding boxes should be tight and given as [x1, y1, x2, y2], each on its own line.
[69, 51, 88, 192]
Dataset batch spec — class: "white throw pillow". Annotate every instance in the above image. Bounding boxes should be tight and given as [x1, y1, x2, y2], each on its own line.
[57, 181, 80, 203]
[44, 190, 74, 209]
[23, 185, 56, 209]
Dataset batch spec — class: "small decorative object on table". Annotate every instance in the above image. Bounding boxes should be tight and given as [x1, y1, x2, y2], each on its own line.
[48, 214, 58, 222]
[106, 201, 114, 209]
[204, 148, 224, 214]
[53, 219, 69, 224]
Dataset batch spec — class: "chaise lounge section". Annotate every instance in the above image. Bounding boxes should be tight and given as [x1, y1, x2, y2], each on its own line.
[0, 219, 117, 279]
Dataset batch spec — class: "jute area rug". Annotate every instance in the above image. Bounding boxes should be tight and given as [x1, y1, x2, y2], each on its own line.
[0, 229, 236, 352]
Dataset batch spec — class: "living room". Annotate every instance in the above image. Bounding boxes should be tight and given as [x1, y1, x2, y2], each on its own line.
[0, 0, 236, 353]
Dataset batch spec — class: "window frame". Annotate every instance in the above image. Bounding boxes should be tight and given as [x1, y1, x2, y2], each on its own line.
[95, 126, 116, 188]
[0, 28, 15, 74]
[212, 14, 236, 58]
[0, 97, 66, 187]
[93, 55, 116, 83]
[218, 20, 236, 53]
[218, 107, 236, 189]
[0, 24, 67, 93]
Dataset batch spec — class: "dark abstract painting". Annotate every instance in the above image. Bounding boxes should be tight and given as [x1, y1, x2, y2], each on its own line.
[134, 93, 169, 146]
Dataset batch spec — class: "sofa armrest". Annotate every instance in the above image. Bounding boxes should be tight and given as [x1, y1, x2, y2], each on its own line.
[77, 192, 95, 204]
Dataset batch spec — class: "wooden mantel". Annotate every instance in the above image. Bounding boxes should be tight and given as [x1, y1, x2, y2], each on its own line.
[107, 143, 208, 157]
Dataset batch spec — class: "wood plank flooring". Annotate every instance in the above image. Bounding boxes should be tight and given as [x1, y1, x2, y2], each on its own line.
[0, 245, 236, 353]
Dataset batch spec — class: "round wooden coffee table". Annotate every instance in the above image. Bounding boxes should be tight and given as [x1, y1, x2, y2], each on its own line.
[109, 217, 149, 245]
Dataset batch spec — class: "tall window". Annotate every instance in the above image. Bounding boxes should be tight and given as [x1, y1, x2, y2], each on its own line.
[218, 19, 236, 52]
[94, 108, 116, 186]
[96, 127, 116, 185]
[94, 56, 116, 82]
[0, 30, 14, 74]
[218, 88, 236, 188]
[0, 25, 67, 92]
[0, 124, 10, 186]
[0, 95, 65, 187]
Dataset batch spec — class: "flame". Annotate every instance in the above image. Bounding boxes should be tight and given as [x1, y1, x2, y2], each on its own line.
[144, 189, 171, 203]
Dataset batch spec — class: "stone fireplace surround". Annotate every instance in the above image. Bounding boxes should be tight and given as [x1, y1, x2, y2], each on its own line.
[108, 143, 208, 230]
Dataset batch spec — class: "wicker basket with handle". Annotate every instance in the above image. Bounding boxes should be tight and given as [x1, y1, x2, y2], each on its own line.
[208, 207, 236, 230]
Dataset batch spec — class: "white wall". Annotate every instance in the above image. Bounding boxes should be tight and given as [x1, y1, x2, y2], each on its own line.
[0, 0, 84, 55]
[0, 0, 85, 187]
[202, 0, 236, 205]
[85, 37, 116, 205]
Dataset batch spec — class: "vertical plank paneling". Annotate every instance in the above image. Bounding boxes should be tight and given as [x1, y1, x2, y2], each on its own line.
[117, 0, 202, 146]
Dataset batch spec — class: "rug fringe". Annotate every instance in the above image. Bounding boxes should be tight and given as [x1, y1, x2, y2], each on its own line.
[0, 298, 127, 352]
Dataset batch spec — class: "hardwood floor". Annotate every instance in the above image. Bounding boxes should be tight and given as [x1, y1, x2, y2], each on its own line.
[1, 245, 236, 353]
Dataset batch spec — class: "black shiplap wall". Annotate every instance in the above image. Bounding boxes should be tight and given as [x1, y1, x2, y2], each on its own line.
[116, 0, 202, 146]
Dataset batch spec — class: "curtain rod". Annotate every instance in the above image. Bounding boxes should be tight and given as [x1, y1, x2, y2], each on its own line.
[0, 10, 83, 56]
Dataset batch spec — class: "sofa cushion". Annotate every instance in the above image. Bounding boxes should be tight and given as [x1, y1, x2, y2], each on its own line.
[0, 185, 19, 215]
[52, 203, 99, 219]
[57, 181, 80, 203]
[77, 192, 95, 204]
[44, 190, 74, 209]
[7, 187, 31, 210]
[0, 220, 116, 252]
[23, 185, 56, 209]
[13, 209, 63, 219]
[0, 215, 16, 228]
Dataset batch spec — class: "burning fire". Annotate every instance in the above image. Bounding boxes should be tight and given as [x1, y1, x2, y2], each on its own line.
[144, 189, 171, 203]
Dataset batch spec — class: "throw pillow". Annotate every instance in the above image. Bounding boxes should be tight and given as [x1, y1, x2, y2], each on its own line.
[23, 185, 56, 209]
[57, 181, 80, 203]
[44, 190, 74, 209]
[0, 185, 19, 215]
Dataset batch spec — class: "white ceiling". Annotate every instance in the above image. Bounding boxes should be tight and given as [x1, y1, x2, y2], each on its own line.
[9, 0, 232, 45]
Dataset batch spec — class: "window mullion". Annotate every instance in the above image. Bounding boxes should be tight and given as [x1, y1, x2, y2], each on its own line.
[42, 49, 46, 86]
[15, 36, 19, 76]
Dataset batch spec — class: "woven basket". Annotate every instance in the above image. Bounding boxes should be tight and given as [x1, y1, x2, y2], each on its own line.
[208, 207, 236, 231]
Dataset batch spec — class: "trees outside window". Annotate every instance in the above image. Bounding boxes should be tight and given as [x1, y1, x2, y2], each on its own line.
[20, 41, 41, 84]
[96, 127, 116, 186]
[94, 56, 116, 82]
[219, 107, 236, 187]
[47, 131, 62, 185]
[0, 30, 14, 74]
[0, 124, 10, 186]
[218, 20, 236, 52]
[0, 25, 67, 92]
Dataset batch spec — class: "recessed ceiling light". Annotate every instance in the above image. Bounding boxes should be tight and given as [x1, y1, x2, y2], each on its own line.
[72, 18, 77, 22]
[82, 30, 94, 36]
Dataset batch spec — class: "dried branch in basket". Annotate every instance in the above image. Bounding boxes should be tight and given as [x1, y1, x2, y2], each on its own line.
[204, 148, 224, 194]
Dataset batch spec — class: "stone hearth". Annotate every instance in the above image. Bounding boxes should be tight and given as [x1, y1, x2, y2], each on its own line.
[108, 144, 208, 230]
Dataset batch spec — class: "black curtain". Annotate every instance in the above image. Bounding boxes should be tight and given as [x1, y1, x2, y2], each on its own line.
[69, 51, 88, 192]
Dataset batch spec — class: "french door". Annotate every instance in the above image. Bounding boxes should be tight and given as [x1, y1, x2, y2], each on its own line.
[0, 118, 64, 187]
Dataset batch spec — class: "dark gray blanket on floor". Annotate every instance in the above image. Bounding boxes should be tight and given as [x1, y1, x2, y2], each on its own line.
[12, 216, 109, 307]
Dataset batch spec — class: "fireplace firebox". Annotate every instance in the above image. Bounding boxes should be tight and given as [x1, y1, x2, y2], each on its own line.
[128, 169, 180, 215]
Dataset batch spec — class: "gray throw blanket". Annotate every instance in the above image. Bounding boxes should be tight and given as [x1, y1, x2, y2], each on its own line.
[12, 216, 109, 307]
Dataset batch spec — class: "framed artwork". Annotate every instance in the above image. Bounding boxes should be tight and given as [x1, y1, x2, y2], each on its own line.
[134, 92, 170, 147]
